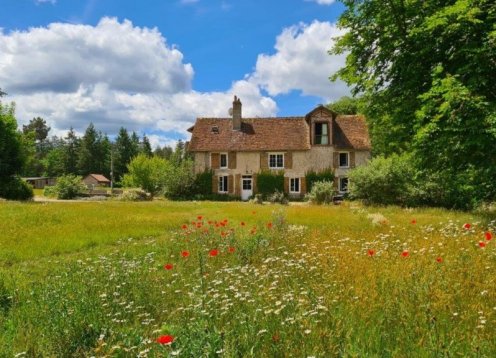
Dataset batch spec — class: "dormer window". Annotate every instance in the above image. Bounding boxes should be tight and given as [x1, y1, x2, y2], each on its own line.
[220, 153, 228, 168]
[211, 126, 219, 134]
[314, 122, 329, 145]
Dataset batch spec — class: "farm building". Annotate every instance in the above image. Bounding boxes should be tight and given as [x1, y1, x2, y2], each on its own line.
[23, 177, 57, 189]
[83, 174, 111, 188]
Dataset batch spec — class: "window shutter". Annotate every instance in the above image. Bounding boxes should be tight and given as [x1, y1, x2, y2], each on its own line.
[228, 152, 237, 169]
[333, 152, 339, 168]
[260, 152, 269, 170]
[333, 176, 339, 190]
[228, 175, 234, 194]
[301, 177, 307, 194]
[212, 175, 218, 193]
[284, 152, 293, 169]
[350, 152, 356, 168]
[211, 153, 220, 169]
[235, 174, 241, 196]
[284, 177, 289, 193]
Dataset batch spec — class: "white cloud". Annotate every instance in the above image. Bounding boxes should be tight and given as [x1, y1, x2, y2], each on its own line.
[250, 20, 348, 101]
[305, 0, 335, 5]
[1, 18, 274, 141]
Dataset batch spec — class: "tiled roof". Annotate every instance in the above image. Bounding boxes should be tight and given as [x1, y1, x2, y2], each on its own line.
[187, 109, 371, 152]
[333, 115, 371, 150]
[88, 174, 110, 182]
[188, 117, 311, 151]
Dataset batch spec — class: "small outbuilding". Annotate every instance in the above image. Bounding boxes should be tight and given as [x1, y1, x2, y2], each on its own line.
[83, 174, 111, 188]
[23, 177, 57, 189]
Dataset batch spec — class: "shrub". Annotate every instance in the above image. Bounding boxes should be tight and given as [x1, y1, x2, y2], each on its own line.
[267, 190, 288, 205]
[163, 159, 196, 199]
[250, 194, 264, 205]
[0, 177, 33, 201]
[256, 171, 284, 198]
[348, 154, 415, 206]
[306, 180, 336, 204]
[305, 168, 334, 193]
[122, 154, 168, 198]
[117, 189, 150, 201]
[48, 175, 86, 200]
[193, 170, 213, 196]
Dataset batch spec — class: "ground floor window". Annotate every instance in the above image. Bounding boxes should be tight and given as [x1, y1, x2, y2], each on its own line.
[290, 177, 300, 193]
[219, 175, 228, 193]
[339, 177, 349, 192]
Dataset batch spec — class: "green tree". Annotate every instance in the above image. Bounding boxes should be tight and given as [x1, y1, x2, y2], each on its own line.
[77, 123, 100, 176]
[327, 96, 362, 115]
[63, 128, 80, 175]
[114, 127, 135, 181]
[141, 135, 153, 157]
[22, 117, 50, 143]
[154, 145, 173, 160]
[122, 154, 168, 197]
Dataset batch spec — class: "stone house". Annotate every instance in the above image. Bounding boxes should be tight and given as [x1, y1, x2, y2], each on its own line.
[82, 174, 111, 188]
[187, 96, 371, 200]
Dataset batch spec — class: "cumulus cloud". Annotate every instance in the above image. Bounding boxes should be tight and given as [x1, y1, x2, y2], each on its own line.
[250, 20, 348, 101]
[0, 18, 275, 140]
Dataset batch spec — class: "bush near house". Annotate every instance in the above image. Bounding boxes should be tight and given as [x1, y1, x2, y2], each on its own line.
[305, 168, 334, 193]
[44, 174, 86, 199]
[256, 171, 284, 198]
[306, 180, 336, 204]
[193, 170, 213, 196]
[0, 177, 33, 201]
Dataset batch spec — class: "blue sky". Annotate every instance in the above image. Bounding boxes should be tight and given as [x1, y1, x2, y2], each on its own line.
[0, 0, 349, 147]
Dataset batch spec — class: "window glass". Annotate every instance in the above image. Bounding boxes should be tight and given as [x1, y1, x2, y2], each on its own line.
[339, 152, 349, 167]
[315, 123, 329, 145]
[269, 154, 284, 169]
[218, 176, 228, 193]
[290, 178, 300, 193]
[340, 177, 349, 192]
[220, 153, 228, 168]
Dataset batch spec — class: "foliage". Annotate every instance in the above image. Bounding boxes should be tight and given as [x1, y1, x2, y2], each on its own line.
[193, 170, 213, 196]
[163, 159, 196, 199]
[267, 190, 288, 205]
[22, 117, 50, 142]
[250, 193, 264, 205]
[77, 123, 110, 177]
[116, 189, 151, 201]
[0, 101, 23, 177]
[46, 174, 86, 200]
[122, 154, 168, 197]
[256, 171, 284, 198]
[305, 168, 334, 193]
[326, 96, 362, 115]
[305, 180, 336, 205]
[0, 177, 33, 201]
[348, 154, 416, 206]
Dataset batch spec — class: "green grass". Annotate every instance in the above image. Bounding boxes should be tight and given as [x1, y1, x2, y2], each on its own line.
[0, 200, 494, 356]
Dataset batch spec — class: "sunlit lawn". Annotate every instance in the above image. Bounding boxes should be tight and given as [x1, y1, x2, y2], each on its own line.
[0, 200, 494, 356]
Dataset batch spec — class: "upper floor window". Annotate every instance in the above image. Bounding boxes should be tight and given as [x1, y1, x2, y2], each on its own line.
[220, 153, 228, 168]
[314, 122, 329, 145]
[269, 153, 284, 169]
[339, 152, 349, 168]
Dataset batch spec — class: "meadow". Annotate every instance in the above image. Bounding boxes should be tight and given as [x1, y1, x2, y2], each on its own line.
[0, 200, 495, 357]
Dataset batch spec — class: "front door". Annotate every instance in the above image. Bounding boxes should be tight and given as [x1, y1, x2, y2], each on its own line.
[241, 176, 253, 201]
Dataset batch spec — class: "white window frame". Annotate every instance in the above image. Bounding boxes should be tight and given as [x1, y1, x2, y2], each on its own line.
[290, 177, 300, 193]
[218, 175, 228, 193]
[339, 177, 349, 193]
[339, 152, 350, 168]
[220, 153, 228, 169]
[268, 153, 284, 169]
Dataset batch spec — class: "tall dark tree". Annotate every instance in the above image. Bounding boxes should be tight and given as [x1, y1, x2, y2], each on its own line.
[141, 134, 153, 157]
[22, 117, 50, 143]
[114, 127, 135, 181]
[154, 145, 173, 160]
[64, 128, 80, 175]
[77, 123, 100, 176]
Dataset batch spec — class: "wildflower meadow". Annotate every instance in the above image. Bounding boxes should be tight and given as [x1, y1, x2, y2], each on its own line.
[0, 201, 495, 356]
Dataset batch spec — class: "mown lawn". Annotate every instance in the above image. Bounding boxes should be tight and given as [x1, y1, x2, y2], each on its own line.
[0, 200, 494, 356]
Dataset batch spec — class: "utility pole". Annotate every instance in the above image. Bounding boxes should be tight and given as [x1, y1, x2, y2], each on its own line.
[110, 144, 114, 193]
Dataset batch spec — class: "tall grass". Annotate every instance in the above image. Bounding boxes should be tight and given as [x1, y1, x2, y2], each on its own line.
[0, 201, 493, 356]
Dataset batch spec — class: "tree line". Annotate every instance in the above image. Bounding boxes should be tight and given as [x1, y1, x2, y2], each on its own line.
[18, 116, 186, 183]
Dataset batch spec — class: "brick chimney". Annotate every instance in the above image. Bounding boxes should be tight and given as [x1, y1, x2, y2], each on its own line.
[232, 95, 242, 130]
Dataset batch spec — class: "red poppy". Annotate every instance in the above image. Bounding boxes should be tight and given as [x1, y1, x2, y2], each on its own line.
[479, 241, 487, 248]
[267, 222, 273, 229]
[196, 223, 202, 228]
[164, 263, 173, 270]
[367, 249, 376, 257]
[401, 250, 409, 257]
[485, 232, 492, 241]
[156, 335, 174, 345]
[463, 223, 471, 230]
[272, 333, 280, 342]
[209, 249, 219, 257]
[221, 231, 227, 237]
[252, 211, 256, 215]
[411, 219, 417, 224]
[436, 257, 443, 263]
[181, 251, 190, 258]
[181, 224, 187, 230]
[197, 215, 203, 221]
[228, 247, 235, 253]
[240, 221, 246, 226]
[250, 228, 257, 235]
